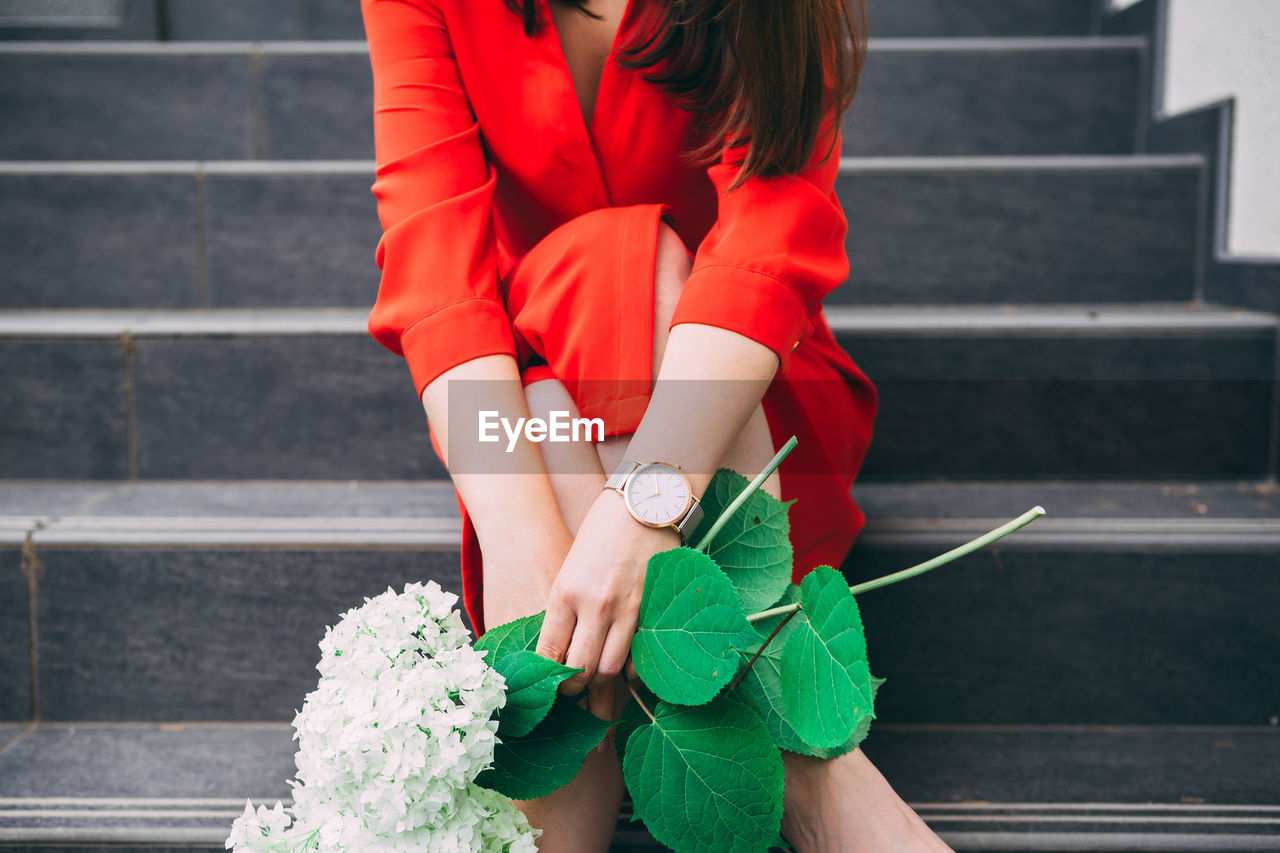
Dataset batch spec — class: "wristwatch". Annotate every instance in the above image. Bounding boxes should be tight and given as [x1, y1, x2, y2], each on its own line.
[604, 459, 704, 544]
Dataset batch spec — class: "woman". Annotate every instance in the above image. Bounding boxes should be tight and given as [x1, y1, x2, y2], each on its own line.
[361, 0, 951, 849]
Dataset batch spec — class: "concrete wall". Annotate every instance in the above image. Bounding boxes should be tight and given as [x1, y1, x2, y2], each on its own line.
[1112, 0, 1280, 258]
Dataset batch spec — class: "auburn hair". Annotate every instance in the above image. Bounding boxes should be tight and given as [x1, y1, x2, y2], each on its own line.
[502, 0, 869, 191]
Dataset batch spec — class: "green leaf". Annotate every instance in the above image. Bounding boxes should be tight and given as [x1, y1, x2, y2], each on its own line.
[780, 566, 876, 750]
[696, 467, 795, 613]
[632, 547, 754, 706]
[749, 583, 802, 636]
[832, 675, 886, 758]
[733, 586, 814, 755]
[739, 644, 884, 759]
[622, 691, 785, 853]
[475, 611, 544, 660]
[492, 650, 582, 738]
[738, 584, 882, 758]
[476, 694, 613, 801]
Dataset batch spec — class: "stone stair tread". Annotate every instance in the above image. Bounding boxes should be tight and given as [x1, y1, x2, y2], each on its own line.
[0, 0, 1096, 41]
[0, 34, 1150, 52]
[0, 306, 369, 337]
[0, 723, 1276, 850]
[0, 35, 1150, 159]
[0, 155, 1208, 309]
[5, 479, 1274, 725]
[823, 302, 1278, 334]
[0, 153, 1205, 173]
[2, 478, 1276, 548]
[4, 300, 1272, 478]
[0, 302, 1273, 338]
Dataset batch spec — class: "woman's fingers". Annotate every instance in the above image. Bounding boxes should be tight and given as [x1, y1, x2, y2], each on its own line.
[534, 599, 575, 666]
[586, 622, 635, 747]
[596, 618, 636, 686]
[589, 622, 633, 718]
[560, 612, 608, 696]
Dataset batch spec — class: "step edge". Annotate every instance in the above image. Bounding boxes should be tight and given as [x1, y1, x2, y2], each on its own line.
[0, 40, 371, 55]
[1, 303, 1272, 338]
[866, 36, 1149, 52]
[0, 153, 1206, 175]
[3, 798, 1276, 815]
[0, 35, 1150, 56]
[938, 830, 1280, 850]
[15, 516, 1279, 549]
[1, 818, 1276, 850]
[838, 153, 1204, 172]
[824, 303, 1278, 334]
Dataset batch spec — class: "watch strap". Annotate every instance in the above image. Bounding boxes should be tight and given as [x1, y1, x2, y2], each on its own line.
[605, 459, 641, 493]
[674, 497, 704, 543]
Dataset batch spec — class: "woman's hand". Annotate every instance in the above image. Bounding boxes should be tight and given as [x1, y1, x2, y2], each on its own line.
[535, 487, 681, 723]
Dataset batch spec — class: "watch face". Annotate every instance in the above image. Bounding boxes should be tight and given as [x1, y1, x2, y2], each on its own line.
[624, 463, 692, 527]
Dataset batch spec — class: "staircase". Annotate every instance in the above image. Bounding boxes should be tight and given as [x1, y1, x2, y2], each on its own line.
[2, 0, 1278, 850]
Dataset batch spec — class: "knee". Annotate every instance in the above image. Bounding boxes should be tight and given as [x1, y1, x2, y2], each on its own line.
[653, 221, 693, 340]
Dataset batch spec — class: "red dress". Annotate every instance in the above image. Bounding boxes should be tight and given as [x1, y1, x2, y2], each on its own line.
[361, 0, 879, 635]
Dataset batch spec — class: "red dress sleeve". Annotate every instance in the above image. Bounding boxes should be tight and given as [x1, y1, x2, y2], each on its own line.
[668, 115, 849, 378]
[361, 0, 517, 400]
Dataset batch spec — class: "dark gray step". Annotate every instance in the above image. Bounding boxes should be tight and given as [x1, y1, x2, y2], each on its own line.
[1, 479, 1277, 724]
[0, 0, 361, 41]
[0, 0, 1096, 42]
[0, 162, 382, 310]
[826, 303, 1278, 479]
[0, 546, 26, 722]
[0, 310, 437, 481]
[847, 39, 1144, 156]
[162, 0, 364, 41]
[0, 724, 1276, 850]
[837, 155, 1201, 305]
[1, 303, 1271, 481]
[0, 43, 371, 161]
[0, 156, 1202, 310]
[868, 0, 1095, 38]
[0, 0, 157, 41]
[0, 38, 1145, 160]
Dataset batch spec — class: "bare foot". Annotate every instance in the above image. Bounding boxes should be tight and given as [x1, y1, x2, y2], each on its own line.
[780, 748, 953, 853]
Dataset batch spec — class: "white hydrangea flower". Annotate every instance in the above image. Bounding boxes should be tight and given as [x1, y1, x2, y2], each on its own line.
[226, 581, 540, 852]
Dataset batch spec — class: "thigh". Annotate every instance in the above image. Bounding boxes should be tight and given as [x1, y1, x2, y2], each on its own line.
[502, 202, 672, 438]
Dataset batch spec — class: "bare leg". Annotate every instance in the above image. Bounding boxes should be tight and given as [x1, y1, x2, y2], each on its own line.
[486, 376, 629, 853]
[781, 748, 953, 852]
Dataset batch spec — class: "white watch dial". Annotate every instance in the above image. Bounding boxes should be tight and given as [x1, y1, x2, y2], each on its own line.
[625, 463, 691, 527]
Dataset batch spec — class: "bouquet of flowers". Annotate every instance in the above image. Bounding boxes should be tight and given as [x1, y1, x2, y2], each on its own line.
[225, 580, 540, 851]
[228, 436, 1043, 852]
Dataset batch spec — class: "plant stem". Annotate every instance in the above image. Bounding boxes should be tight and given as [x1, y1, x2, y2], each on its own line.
[728, 608, 799, 690]
[746, 505, 1046, 623]
[693, 435, 798, 553]
[627, 680, 656, 723]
